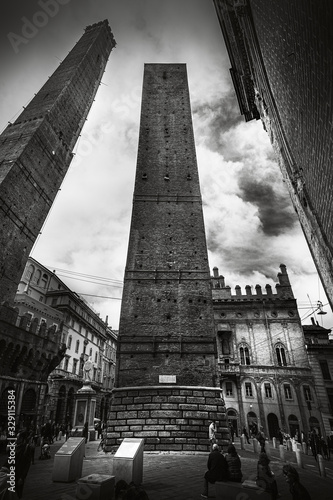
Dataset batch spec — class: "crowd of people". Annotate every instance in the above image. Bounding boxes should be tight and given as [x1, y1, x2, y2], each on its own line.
[201, 441, 313, 500]
[202, 421, 319, 500]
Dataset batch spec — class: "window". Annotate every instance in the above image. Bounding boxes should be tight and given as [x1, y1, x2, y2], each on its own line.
[303, 385, 312, 401]
[72, 359, 78, 374]
[284, 384, 292, 400]
[240, 346, 250, 365]
[225, 382, 233, 396]
[245, 382, 253, 397]
[25, 264, 35, 281]
[67, 336, 72, 350]
[41, 273, 48, 289]
[34, 270, 41, 285]
[64, 357, 69, 371]
[89, 348, 92, 357]
[320, 360, 331, 380]
[264, 383, 272, 398]
[75, 340, 80, 354]
[95, 352, 98, 363]
[222, 339, 230, 355]
[276, 344, 287, 366]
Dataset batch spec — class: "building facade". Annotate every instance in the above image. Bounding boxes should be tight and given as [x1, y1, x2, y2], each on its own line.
[303, 320, 333, 437]
[0, 20, 115, 304]
[107, 64, 228, 452]
[212, 0, 333, 311]
[14, 257, 117, 428]
[212, 264, 323, 439]
[0, 301, 65, 431]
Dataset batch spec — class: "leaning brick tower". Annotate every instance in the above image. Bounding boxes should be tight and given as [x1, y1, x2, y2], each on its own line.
[0, 20, 116, 303]
[107, 64, 228, 452]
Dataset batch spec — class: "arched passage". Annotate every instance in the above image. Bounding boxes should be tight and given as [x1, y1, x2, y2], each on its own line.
[65, 388, 75, 425]
[56, 385, 66, 424]
[309, 416, 321, 436]
[227, 408, 239, 437]
[288, 414, 300, 438]
[267, 413, 279, 438]
[21, 388, 37, 429]
[247, 411, 258, 436]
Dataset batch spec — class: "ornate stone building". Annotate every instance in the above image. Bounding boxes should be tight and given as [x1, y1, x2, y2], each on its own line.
[212, 0, 333, 311]
[0, 302, 65, 431]
[14, 257, 117, 427]
[0, 20, 115, 304]
[303, 321, 333, 436]
[212, 264, 323, 439]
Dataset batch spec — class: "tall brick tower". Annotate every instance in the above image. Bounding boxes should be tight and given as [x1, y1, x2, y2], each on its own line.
[212, 0, 333, 311]
[0, 21, 115, 303]
[107, 64, 228, 452]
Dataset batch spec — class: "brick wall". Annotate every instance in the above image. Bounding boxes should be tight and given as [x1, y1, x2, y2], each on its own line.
[0, 21, 115, 303]
[116, 64, 218, 388]
[106, 386, 228, 452]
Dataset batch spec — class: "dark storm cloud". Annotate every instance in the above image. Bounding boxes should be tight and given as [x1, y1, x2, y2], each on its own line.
[192, 92, 244, 159]
[237, 171, 297, 236]
[206, 224, 278, 279]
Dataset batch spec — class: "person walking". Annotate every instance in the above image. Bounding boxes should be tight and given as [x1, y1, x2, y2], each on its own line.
[226, 444, 242, 482]
[208, 421, 217, 450]
[201, 444, 229, 498]
[243, 426, 250, 444]
[282, 464, 311, 500]
[256, 451, 279, 500]
[82, 422, 89, 444]
[229, 423, 235, 444]
[256, 426, 266, 452]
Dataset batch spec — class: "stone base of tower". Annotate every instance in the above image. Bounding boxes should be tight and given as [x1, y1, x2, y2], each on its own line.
[105, 386, 229, 452]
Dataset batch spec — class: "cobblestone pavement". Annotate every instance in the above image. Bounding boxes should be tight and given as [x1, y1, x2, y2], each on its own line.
[1, 437, 332, 499]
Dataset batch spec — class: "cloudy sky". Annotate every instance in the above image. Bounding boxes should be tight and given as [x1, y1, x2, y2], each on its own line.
[1, 0, 331, 329]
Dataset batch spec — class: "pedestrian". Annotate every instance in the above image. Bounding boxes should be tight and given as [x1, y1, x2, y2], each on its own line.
[15, 431, 32, 499]
[243, 426, 250, 444]
[82, 422, 89, 443]
[320, 437, 328, 459]
[229, 423, 235, 444]
[226, 444, 242, 482]
[27, 431, 35, 465]
[256, 451, 279, 500]
[256, 426, 266, 452]
[201, 444, 229, 498]
[309, 430, 318, 460]
[65, 423, 71, 441]
[282, 464, 311, 500]
[278, 428, 284, 445]
[208, 420, 217, 450]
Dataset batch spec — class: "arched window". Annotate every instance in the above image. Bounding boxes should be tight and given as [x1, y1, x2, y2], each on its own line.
[239, 344, 251, 365]
[34, 269, 41, 285]
[275, 343, 288, 366]
[25, 264, 35, 281]
[41, 273, 48, 289]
